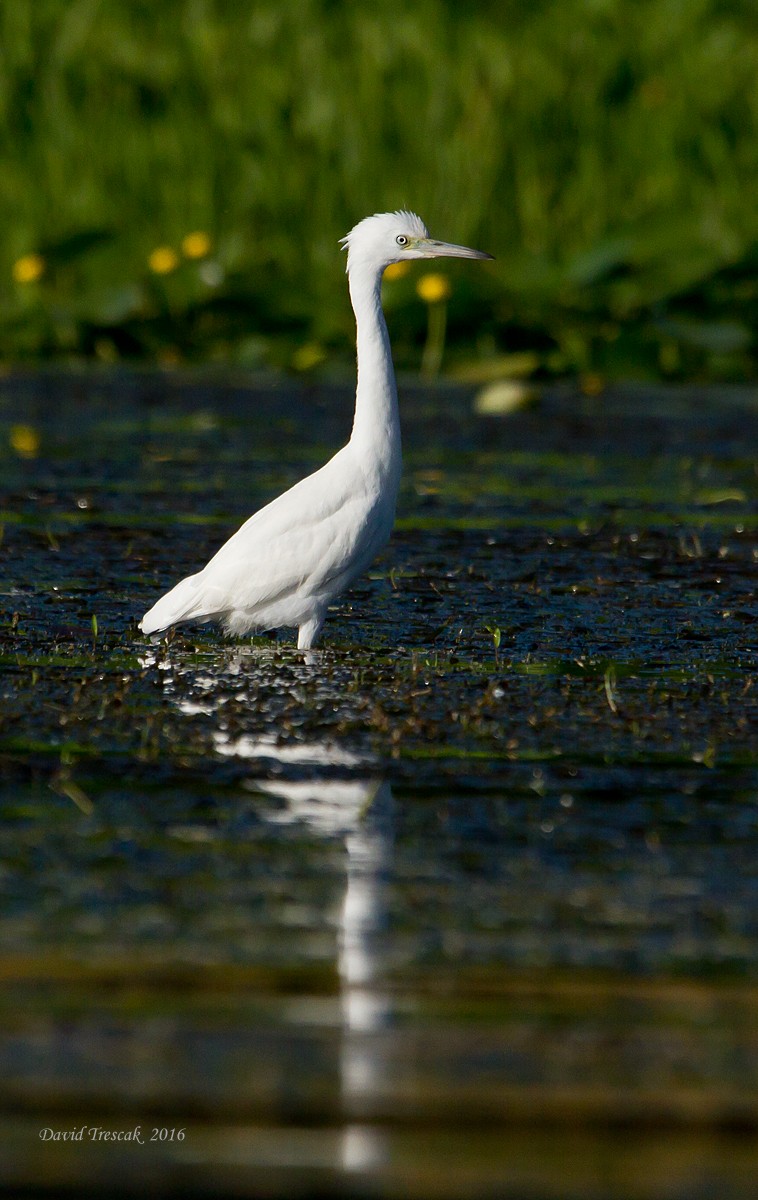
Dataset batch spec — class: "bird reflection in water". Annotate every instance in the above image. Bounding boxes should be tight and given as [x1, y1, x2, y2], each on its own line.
[138, 644, 396, 1170]
[214, 731, 394, 1172]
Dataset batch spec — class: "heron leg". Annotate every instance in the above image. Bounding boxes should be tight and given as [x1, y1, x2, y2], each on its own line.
[297, 613, 325, 650]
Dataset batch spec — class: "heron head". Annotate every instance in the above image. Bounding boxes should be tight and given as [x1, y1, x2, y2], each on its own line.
[340, 210, 493, 275]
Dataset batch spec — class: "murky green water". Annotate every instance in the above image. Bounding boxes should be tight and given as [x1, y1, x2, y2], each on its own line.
[1, 371, 757, 1198]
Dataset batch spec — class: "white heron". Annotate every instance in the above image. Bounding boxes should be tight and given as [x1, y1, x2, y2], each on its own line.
[139, 210, 492, 649]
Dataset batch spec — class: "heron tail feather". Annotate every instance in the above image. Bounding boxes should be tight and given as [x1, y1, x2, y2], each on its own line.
[139, 572, 215, 635]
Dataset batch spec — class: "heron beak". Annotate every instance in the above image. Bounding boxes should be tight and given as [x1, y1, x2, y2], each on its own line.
[418, 238, 494, 261]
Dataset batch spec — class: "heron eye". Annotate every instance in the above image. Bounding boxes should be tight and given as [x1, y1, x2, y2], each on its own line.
[395, 235, 408, 246]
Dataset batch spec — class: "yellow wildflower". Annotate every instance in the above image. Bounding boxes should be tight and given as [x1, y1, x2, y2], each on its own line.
[291, 342, 327, 372]
[416, 273, 451, 304]
[182, 231, 212, 259]
[383, 261, 411, 282]
[580, 372, 605, 397]
[148, 246, 179, 274]
[13, 254, 45, 284]
[10, 424, 40, 458]
[94, 337, 118, 363]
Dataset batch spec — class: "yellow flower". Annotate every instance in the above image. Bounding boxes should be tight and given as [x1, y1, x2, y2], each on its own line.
[182, 231, 212, 259]
[580, 372, 605, 397]
[10, 424, 40, 458]
[383, 261, 411, 282]
[416, 273, 451, 304]
[148, 246, 179, 274]
[291, 342, 327, 371]
[12, 253, 45, 284]
[94, 337, 118, 363]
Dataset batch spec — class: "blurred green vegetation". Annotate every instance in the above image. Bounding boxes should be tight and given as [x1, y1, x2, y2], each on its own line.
[2, 0, 758, 380]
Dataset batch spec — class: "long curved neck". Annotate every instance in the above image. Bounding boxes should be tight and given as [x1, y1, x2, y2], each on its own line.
[348, 264, 401, 475]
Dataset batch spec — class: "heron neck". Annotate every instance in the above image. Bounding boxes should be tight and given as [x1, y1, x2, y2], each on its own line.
[348, 266, 401, 471]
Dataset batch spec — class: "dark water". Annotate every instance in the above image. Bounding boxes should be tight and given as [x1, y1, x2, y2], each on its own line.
[1, 370, 757, 1198]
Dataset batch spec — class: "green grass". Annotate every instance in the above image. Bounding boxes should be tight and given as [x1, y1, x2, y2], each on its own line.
[2, 0, 758, 377]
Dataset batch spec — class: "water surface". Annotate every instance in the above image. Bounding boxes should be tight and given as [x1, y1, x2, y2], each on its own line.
[1, 371, 757, 1198]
